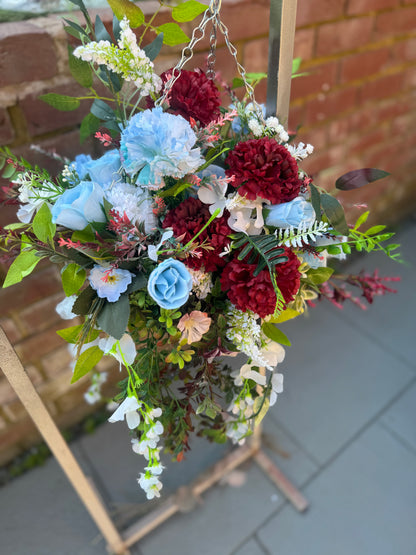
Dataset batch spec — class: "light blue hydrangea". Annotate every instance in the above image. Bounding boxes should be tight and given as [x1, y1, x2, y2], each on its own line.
[120, 107, 204, 189]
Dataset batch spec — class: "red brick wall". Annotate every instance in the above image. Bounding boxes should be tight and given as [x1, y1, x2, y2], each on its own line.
[1, 0, 416, 465]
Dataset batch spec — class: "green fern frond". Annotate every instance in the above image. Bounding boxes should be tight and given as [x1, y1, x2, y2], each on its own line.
[277, 221, 329, 248]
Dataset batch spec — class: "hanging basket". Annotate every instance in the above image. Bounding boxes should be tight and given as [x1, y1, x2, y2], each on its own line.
[0, 0, 398, 502]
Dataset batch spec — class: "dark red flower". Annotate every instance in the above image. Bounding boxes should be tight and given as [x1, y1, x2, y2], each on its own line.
[225, 138, 302, 204]
[220, 248, 301, 317]
[162, 197, 231, 272]
[155, 69, 221, 127]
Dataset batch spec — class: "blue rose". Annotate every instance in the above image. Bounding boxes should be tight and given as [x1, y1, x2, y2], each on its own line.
[51, 181, 106, 230]
[85, 150, 122, 187]
[265, 197, 315, 229]
[147, 259, 193, 309]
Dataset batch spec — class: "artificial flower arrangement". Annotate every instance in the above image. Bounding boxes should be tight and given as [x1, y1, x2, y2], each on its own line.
[0, 0, 400, 500]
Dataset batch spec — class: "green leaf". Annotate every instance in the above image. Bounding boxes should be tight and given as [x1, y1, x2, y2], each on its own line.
[71, 226, 96, 243]
[57, 324, 100, 344]
[157, 23, 189, 46]
[61, 263, 87, 296]
[107, 0, 145, 28]
[39, 93, 80, 112]
[307, 266, 334, 285]
[80, 113, 100, 143]
[353, 210, 370, 230]
[172, 0, 207, 22]
[4, 222, 28, 231]
[320, 193, 349, 236]
[71, 346, 104, 383]
[309, 183, 321, 222]
[254, 396, 270, 426]
[32, 203, 56, 243]
[269, 308, 300, 324]
[326, 245, 341, 255]
[2, 248, 40, 288]
[143, 32, 164, 62]
[292, 57, 302, 74]
[261, 323, 291, 346]
[366, 225, 387, 235]
[96, 294, 130, 340]
[68, 45, 93, 88]
[2, 162, 17, 179]
[72, 285, 97, 315]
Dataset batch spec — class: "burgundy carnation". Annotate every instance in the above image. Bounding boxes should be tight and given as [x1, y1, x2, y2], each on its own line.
[156, 69, 221, 126]
[162, 197, 231, 272]
[225, 138, 302, 204]
[220, 248, 301, 318]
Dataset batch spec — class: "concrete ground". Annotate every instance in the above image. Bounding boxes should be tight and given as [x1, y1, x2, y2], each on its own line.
[1, 218, 415, 555]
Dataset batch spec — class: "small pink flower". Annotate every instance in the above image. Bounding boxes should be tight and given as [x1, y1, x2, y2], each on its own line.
[178, 311, 212, 344]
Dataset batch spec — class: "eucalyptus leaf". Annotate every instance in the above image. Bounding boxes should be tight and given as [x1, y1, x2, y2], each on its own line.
[91, 98, 116, 122]
[72, 285, 97, 315]
[320, 193, 349, 236]
[63, 18, 90, 39]
[126, 274, 147, 294]
[71, 346, 104, 384]
[309, 183, 321, 222]
[96, 294, 130, 340]
[143, 32, 164, 62]
[307, 266, 334, 285]
[335, 168, 390, 191]
[95, 15, 112, 42]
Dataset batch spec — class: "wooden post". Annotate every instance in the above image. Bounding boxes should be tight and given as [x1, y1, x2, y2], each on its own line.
[0, 327, 128, 555]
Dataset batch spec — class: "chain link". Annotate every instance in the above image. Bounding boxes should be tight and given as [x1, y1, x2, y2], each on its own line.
[156, 0, 264, 122]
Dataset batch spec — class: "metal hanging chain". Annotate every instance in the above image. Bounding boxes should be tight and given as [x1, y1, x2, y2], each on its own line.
[156, 0, 264, 122]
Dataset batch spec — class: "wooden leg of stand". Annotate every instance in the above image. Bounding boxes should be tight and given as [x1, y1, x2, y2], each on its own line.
[0, 327, 128, 555]
[254, 449, 309, 512]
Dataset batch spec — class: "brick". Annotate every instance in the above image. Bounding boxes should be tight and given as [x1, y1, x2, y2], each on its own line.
[296, 0, 344, 26]
[375, 6, 416, 37]
[0, 377, 15, 405]
[305, 87, 358, 126]
[347, 0, 399, 15]
[20, 82, 92, 137]
[340, 48, 391, 83]
[41, 345, 73, 378]
[244, 38, 268, 74]
[0, 265, 61, 315]
[0, 443, 21, 466]
[19, 293, 70, 335]
[296, 127, 328, 152]
[0, 108, 13, 146]
[291, 61, 338, 100]
[288, 103, 306, 132]
[377, 99, 410, 123]
[349, 128, 386, 154]
[316, 18, 374, 57]
[14, 323, 65, 364]
[391, 113, 416, 135]
[393, 38, 416, 63]
[294, 28, 315, 62]
[301, 151, 332, 176]
[0, 317, 21, 344]
[359, 72, 405, 103]
[0, 22, 58, 87]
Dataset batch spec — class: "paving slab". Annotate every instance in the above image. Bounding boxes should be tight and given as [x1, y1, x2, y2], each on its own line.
[261, 416, 319, 486]
[327, 222, 416, 371]
[137, 463, 284, 555]
[268, 300, 414, 465]
[0, 455, 106, 555]
[232, 537, 268, 555]
[380, 380, 416, 452]
[258, 423, 416, 555]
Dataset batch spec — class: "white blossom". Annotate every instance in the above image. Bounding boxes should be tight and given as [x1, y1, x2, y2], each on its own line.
[108, 396, 141, 429]
[55, 295, 77, 320]
[269, 372, 284, 406]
